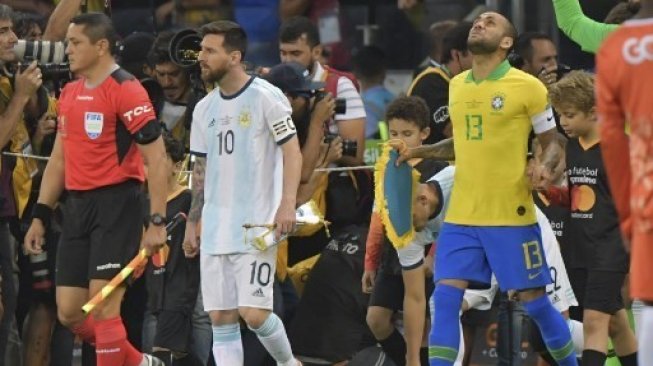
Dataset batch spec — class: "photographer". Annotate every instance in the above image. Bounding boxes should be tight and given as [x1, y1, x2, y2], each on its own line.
[279, 16, 366, 167]
[513, 32, 567, 89]
[0, 3, 45, 362]
[264, 62, 336, 185]
[148, 31, 192, 147]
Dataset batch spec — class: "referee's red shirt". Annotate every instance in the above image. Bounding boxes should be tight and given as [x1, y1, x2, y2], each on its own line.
[57, 68, 155, 191]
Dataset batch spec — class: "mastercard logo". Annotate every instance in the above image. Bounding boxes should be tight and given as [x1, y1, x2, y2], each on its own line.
[571, 185, 596, 212]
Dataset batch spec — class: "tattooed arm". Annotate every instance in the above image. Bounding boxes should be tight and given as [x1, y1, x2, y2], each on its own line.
[183, 156, 206, 257]
[393, 137, 455, 164]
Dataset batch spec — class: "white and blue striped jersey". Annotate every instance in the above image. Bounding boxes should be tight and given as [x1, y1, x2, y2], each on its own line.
[190, 77, 295, 255]
[398, 165, 455, 268]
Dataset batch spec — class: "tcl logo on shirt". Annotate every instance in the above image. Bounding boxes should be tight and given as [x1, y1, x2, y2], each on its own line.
[123, 105, 153, 122]
[622, 35, 653, 65]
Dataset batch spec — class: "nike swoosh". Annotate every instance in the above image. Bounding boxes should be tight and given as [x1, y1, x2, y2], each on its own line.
[528, 271, 542, 280]
[546, 116, 554, 121]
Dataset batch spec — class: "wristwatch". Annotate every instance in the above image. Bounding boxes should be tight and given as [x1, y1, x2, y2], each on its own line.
[149, 213, 167, 227]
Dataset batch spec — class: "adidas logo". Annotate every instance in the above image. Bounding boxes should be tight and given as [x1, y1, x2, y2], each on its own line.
[252, 288, 264, 298]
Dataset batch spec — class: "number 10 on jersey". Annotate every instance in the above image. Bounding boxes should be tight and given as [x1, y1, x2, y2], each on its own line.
[217, 130, 234, 155]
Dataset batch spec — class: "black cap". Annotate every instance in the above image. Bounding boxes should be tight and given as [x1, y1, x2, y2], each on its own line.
[264, 62, 325, 96]
[120, 32, 156, 64]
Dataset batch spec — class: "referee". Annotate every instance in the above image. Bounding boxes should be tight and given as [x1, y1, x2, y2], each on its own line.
[24, 13, 168, 366]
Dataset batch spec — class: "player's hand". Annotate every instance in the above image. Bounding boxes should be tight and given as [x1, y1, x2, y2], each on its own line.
[388, 139, 415, 165]
[312, 92, 336, 123]
[274, 198, 296, 240]
[14, 61, 42, 98]
[142, 225, 167, 256]
[361, 270, 376, 294]
[183, 221, 200, 258]
[24, 219, 46, 255]
[530, 163, 553, 191]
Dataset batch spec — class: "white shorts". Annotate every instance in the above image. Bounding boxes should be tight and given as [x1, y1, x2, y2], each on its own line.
[201, 247, 277, 311]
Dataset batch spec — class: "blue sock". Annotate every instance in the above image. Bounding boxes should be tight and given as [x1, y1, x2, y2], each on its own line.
[429, 284, 464, 366]
[523, 295, 578, 366]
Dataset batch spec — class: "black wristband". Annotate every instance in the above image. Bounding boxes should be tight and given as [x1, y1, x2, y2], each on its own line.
[32, 203, 53, 228]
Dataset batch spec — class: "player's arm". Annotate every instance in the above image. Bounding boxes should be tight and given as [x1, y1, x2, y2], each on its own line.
[529, 79, 563, 190]
[335, 78, 366, 166]
[397, 231, 435, 366]
[183, 155, 205, 258]
[535, 128, 564, 189]
[24, 133, 65, 255]
[184, 101, 208, 258]
[43, 0, 83, 41]
[551, 0, 618, 54]
[402, 266, 426, 366]
[596, 43, 631, 240]
[393, 137, 455, 165]
[362, 211, 384, 293]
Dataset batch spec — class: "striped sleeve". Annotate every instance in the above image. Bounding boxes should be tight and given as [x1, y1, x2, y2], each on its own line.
[334, 76, 366, 121]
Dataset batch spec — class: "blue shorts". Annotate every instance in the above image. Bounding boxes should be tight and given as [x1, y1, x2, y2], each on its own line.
[435, 223, 552, 291]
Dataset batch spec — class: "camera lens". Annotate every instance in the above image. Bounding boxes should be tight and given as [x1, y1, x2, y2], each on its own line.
[14, 40, 67, 64]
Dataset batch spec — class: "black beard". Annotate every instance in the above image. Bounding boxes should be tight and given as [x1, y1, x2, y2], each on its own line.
[467, 39, 498, 55]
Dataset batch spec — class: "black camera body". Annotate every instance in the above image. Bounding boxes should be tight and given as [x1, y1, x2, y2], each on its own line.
[314, 90, 346, 115]
[14, 40, 71, 83]
[324, 133, 357, 157]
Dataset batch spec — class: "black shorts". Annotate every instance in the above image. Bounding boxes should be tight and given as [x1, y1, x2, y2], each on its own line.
[571, 268, 626, 315]
[56, 180, 145, 288]
[368, 271, 435, 316]
[154, 310, 192, 353]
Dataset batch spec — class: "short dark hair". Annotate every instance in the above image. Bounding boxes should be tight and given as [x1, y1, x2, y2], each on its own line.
[441, 22, 472, 64]
[386, 96, 430, 130]
[514, 32, 554, 63]
[14, 13, 45, 39]
[163, 133, 185, 163]
[71, 12, 120, 55]
[503, 18, 518, 45]
[0, 4, 14, 23]
[279, 16, 320, 48]
[147, 31, 175, 66]
[352, 46, 386, 83]
[200, 20, 248, 59]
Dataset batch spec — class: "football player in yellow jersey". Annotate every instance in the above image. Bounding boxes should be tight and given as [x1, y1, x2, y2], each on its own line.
[395, 12, 577, 366]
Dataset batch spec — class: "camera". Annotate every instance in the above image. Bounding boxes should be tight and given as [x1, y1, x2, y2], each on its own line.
[13, 40, 71, 85]
[14, 40, 67, 65]
[314, 90, 346, 115]
[324, 133, 357, 157]
[169, 29, 201, 68]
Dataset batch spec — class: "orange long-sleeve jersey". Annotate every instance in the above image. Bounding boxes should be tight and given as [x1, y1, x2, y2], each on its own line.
[597, 18, 653, 301]
[596, 18, 653, 239]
